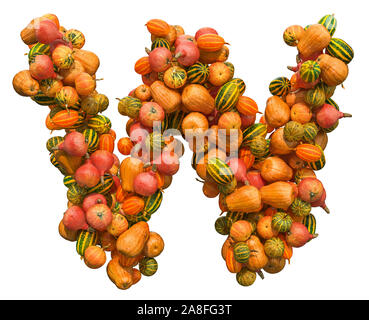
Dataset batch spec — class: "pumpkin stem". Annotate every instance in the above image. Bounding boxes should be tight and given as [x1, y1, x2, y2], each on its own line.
[100, 175, 105, 185]
[95, 78, 104, 81]
[287, 65, 298, 72]
[323, 205, 330, 214]
[257, 270, 265, 280]
[343, 113, 352, 118]
[174, 52, 182, 59]
[196, 178, 205, 184]
[115, 98, 122, 101]
[145, 47, 151, 55]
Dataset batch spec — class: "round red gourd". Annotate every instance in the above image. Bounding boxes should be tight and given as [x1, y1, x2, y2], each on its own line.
[227, 158, 248, 184]
[298, 177, 324, 203]
[74, 159, 100, 188]
[315, 104, 352, 129]
[35, 19, 63, 44]
[86, 203, 112, 232]
[84, 246, 106, 269]
[311, 188, 330, 213]
[153, 151, 180, 176]
[63, 206, 88, 231]
[148, 47, 172, 73]
[90, 150, 115, 179]
[286, 222, 318, 248]
[82, 193, 107, 212]
[195, 27, 218, 40]
[29, 55, 57, 80]
[129, 122, 151, 144]
[56, 131, 88, 157]
[133, 171, 159, 196]
[246, 170, 266, 189]
[174, 42, 200, 67]
[139, 102, 165, 127]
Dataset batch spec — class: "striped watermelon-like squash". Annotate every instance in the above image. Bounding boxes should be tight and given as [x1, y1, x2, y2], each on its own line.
[134, 56, 152, 75]
[63, 175, 77, 189]
[88, 115, 112, 134]
[122, 196, 145, 216]
[207, 157, 234, 185]
[326, 38, 354, 64]
[187, 62, 210, 84]
[305, 86, 326, 108]
[303, 214, 317, 234]
[87, 174, 114, 195]
[242, 123, 267, 146]
[31, 91, 57, 106]
[308, 145, 326, 171]
[65, 29, 85, 49]
[215, 82, 240, 113]
[229, 78, 246, 95]
[168, 109, 186, 131]
[236, 96, 260, 116]
[318, 14, 337, 36]
[296, 144, 323, 162]
[50, 152, 67, 175]
[98, 134, 115, 153]
[269, 77, 291, 97]
[303, 122, 319, 142]
[55, 86, 80, 110]
[83, 128, 99, 153]
[139, 257, 158, 276]
[67, 184, 86, 205]
[144, 190, 163, 215]
[68, 112, 86, 130]
[271, 211, 293, 233]
[299, 60, 321, 83]
[233, 242, 251, 263]
[225, 62, 235, 78]
[76, 230, 98, 256]
[197, 34, 226, 52]
[46, 136, 63, 152]
[151, 38, 170, 51]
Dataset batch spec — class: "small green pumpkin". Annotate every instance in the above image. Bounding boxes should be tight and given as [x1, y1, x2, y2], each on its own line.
[63, 175, 77, 189]
[151, 38, 171, 51]
[318, 14, 337, 37]
[308, 145, 326, 171]
[215, 216, 232, 235]
[145, 132, 165, 152]
[87, 115, 112, 134]
[264, 237, 285, 258]
[269, 77, 291, 97]
[76, 230, 98, 256]
[117, 96, 142, 119]
[326, 38, 354, 64]
[67, 185, 87, 205]
[249, 136, 269, 158]
[233, 242, 251, 263]
[299, 60, 321, 83]
[290, 198, 311, 217]
[83, 128, 99, 153]
[272, 211, 293, 233]
[284, 121, 304, 142]
[215, 82, 240, 113]
[46, 136, 64, 152]
[236, 268, 256, 286]
[218, 177, 237, 195]
[207, 157, 234, 185]
[303, 214, 317, 234]
[229, 78, 246, 95]
[303, 122, 319, 143]
[305, 86, 326, 108]
[187, 62, 210, 84]
[242, 123, 267, 146]
[139, 257, 158, 276]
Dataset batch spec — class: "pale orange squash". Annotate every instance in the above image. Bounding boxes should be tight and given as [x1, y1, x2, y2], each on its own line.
[119, 157, 144, 192]
[181, 84, 215, 115]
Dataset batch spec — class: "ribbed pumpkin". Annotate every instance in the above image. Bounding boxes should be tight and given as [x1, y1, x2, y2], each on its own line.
[40, 78, 63, 97]
[318, 14, 337, 36]
[297, 24, 331, 60]
[82, 128, 99, 153]
[87, 174, 114, 195]
[76, 230, 98, 256]
[290, 198, 311, 217]
[296, 144, 323, 162]
[75, 72, 96, 96]
[215, 82, 240, 113]
[163, 66, 187, 89]
[326, 38, 354, 64]
[249, 136, 269, 159]
[32, 91, 57, 106]
[87, 115, 112, 134]
[264, 237, 285, 258]
[272, 211, 293, 233]
[146, 19, 170, 37]
[269, 77, 291, 97]
[63, 175, 77, 189]
[260, 181, 295, 210]
[117, 96, 142, 119]
[207, 157, 234, 185]
[242, 123, 267, 146]
[233, 242, 251, 263]
[303, 214, 317, 234]
[299, 60, 321, 83]
[316, 54, 348, 87]
[28, 43, 50, 64]
[215, 216, 232, 235]
[237, 96, 259, 115]
[67, 184, 87, 205]
[134, 56, 152, 75]
[239, 148, 255, 169]
[197, 34, 226, 52]
[139, 257, 158, 276]
[122, 196, 145, 216]
[52, 45, 74, 70]
[94, 93, 109, 112]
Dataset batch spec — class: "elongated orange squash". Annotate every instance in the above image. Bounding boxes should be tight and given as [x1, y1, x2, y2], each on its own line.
[260, 181, 295, 210]
[225, 185, 262, 213]
[295, 144, 322, 162]
[116, 221, 150, 257]
[119, 157, 144, 192]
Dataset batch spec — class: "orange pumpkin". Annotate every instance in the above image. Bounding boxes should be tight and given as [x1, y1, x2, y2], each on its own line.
[237, 96, 260, 115]
[245, 235, 268, 271]
[225, 246, 243, 273]
[297, 24, 331, 60]
[60, 60, 85, 86]
[316, 54, 349, 86]
[121, 196, 145, 216]
[146, 19, 171, 37]
[118, 137, 133, 155]
[73, 49, 100, 75]
[58, 219, 78, 241]
[257, 216, 279, 240]
[286, 90, 306, 107]
[265, 96, 290, 128]
[270, 128, 296, 155]
[260, 181, 295, 210]
[98, 134, 115, 153]
[230, 220, 253, 242]
[150, 81, 182, 113]
[260, 157, 293, 182]
[239, 148, 255, 170]
[40, 79, 63, 97]
[50, 110, 79, 128]
[52, 45, 74, 70]
[290, 102, 312, 124]
[134, 57, 152, 75]
[197, 34, 227, 52]
[106, 258, 133, 290]
[295, 144, 322, 162]
[181, 112, 209, 138]
[75, 72, 96, 96]
[225, 185, 262, 213]
[119, 157, 144, 192]
[12, 70, 39, 97]
[135, 84, 151, 101]
[199, 46, 229, 64]
[107, 214, 129, 237]
[182, 84, 215, 115]
[116, 221, 150, 257]
[84, 246, 106, 269]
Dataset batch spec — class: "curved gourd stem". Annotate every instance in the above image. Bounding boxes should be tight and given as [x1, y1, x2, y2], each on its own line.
[257, 270, 265, 280]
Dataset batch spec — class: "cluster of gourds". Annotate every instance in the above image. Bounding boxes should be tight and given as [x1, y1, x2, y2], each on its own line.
[13, 14, 353, 289]
[13, 14, 165, 290]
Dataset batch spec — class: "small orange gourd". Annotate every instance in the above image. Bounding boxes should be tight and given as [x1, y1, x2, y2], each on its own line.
[265, 96, 290, 128]
[261, 157, 293, 182]
[119, 157, 144, 192]
[245, 235, 268, 272]
[260, 181, 295, 210]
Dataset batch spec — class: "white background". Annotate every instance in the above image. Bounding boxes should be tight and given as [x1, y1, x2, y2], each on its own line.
[1, 0, 368, 300]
